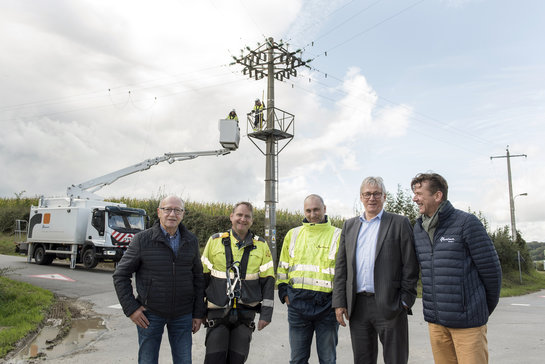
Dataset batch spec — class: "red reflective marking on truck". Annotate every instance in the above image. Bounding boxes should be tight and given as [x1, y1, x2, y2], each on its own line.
[111, 231, 135, 243]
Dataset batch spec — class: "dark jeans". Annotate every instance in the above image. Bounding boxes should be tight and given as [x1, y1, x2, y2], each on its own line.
[137, 311, 192, 364]
[287, 306, 339, 364]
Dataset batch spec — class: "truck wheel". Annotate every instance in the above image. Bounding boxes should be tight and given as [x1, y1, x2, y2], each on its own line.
[35, 246, 53, 265]
[82, 248, 99, 269]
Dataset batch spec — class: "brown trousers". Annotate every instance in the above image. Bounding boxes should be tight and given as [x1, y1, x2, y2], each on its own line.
[428, 323, 488, 364]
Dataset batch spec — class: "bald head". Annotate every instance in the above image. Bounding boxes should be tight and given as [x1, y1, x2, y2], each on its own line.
[304, 194, 326, 224]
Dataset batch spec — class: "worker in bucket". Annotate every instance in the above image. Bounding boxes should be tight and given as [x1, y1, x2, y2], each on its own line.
[227, 109, 239, 123]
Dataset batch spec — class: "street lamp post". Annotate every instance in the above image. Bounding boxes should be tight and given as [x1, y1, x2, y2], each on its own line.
[512, 192, 528, 242]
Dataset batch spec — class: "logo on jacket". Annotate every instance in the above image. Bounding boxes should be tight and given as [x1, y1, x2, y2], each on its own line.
[439, 236, 455, 243]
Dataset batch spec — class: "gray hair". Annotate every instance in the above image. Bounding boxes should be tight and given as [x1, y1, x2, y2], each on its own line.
[159, 195, 185, 209]
[232, 201, 253, 216]
[360, 176, 386, 194]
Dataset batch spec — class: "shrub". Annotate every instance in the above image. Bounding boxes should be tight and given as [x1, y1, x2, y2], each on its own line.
[0, 206, 30, 234]
[0, 196, 349, 262]
[491, 226, 532, 273]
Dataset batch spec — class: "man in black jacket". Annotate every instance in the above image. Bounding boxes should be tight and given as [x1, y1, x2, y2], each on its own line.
[113, 196, 205, 364]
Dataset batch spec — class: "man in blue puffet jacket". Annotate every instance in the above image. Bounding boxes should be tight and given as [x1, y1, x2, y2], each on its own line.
[411, 173, 502, 364]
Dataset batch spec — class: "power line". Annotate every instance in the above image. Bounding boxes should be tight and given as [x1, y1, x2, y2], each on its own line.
[294, 0, 426, 62]
[279, 77, 490, 155]
[0, 68, 245, 123]
[0, 64, 228, 112]
[285, 0, 363, 43]
[308, 0, 383, 45]
[280, 66, 496, 149]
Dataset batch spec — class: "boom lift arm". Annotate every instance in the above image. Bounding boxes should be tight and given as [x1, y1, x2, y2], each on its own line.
[67, 119, 240, 201]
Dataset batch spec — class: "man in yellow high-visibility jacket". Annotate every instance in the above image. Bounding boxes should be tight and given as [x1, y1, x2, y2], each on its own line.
[201, 201, 275, 364]
[277, 194, 342, 364]
[227, 109, 239, 123]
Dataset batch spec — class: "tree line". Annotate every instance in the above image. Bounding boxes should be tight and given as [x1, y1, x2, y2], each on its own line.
[0, 190, 536, 272]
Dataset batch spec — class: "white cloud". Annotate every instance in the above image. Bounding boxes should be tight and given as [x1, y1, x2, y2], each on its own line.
[1, 0, 544, 243]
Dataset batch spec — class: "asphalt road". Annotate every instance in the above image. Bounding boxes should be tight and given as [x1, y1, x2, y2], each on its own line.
[1, 254, 544, 363]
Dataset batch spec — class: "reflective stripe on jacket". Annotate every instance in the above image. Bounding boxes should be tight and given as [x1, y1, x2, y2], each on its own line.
[277, 218, 341, 293]
[201, 230, 275, 321]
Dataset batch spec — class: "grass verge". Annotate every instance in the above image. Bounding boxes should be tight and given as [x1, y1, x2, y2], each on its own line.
[0, 233, 20, 256]
[0, 274, 54, 358]
[500, 269, 545, 297]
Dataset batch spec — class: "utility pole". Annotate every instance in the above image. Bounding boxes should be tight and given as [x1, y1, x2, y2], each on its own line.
[232, 37, 310, 266]
[490, 146, 527, 242]
[490, 146, 527, 284]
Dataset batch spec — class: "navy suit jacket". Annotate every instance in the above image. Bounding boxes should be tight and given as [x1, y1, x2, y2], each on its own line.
[332, 211, 419, 320]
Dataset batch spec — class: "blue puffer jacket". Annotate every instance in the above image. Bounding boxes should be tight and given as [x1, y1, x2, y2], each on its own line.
[413, 201, 502, 328]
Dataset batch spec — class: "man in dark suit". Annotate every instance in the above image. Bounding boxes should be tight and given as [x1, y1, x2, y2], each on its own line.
[332, 176, 419, 364]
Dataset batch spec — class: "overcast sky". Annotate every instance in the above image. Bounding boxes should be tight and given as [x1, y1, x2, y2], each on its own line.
[1, 0, 544, 241]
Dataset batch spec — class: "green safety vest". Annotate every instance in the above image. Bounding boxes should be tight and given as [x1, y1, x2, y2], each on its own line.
[202, 230, 275, 309]
[277, 219, 341, 293]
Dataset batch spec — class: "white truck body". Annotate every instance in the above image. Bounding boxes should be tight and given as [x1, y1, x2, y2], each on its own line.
[28, 198, 98, 244]
[24, 197, 146, 269]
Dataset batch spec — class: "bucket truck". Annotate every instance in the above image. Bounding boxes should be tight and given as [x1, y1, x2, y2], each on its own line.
[18, 119, 239, 269]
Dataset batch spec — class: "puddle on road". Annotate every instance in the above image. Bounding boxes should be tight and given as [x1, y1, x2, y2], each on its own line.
[16, 317, 107, 360]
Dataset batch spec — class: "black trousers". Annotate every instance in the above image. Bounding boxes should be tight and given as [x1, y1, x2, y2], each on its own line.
[204, 309, 256, 364]
[349, 294, 409, 364]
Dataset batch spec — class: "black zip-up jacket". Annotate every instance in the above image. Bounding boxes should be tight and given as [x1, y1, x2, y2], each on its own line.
[113, 222, 206, 319]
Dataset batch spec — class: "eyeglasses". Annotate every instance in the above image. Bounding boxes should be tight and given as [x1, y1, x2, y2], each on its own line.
[159, 207, 184, 215]
[361, 192, 383, 200]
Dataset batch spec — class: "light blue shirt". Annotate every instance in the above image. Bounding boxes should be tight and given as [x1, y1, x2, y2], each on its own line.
[355, 209, 383, 293]
[160, 225, 181, 257]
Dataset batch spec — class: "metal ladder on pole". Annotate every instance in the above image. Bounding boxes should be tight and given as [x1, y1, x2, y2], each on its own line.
[274, 140, 279, 203]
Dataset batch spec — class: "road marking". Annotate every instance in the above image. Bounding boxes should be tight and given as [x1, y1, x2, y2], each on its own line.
[539, 295, 545, 298]
[28, 273, 75, 282]
[511, 303, 530, 307]
[109, 304, 122, 309]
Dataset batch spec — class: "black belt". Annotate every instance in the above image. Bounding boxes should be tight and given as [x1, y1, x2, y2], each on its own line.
[357, 291, 375, 296]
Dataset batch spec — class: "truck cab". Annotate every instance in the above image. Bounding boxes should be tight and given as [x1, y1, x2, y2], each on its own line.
[83, 206, 147, 268]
